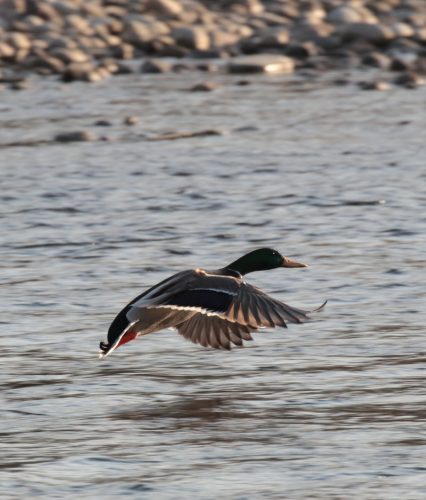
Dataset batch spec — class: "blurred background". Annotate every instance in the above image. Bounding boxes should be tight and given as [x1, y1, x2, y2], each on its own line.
[1, 1, 426, 498]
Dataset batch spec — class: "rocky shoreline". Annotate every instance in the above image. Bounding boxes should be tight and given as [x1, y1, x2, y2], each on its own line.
[0, 0, 425, 90]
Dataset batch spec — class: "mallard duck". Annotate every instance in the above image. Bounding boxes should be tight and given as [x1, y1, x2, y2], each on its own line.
[99, 248, 326, 358]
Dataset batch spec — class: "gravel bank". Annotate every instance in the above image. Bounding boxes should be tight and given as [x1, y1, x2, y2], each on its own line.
[0, 0, 425, 88]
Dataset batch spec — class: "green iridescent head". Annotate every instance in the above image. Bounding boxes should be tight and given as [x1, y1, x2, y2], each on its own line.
[226, 248, 307, 275]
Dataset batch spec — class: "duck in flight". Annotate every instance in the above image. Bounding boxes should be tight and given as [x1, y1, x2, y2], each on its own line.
[99, 248, 326, 358]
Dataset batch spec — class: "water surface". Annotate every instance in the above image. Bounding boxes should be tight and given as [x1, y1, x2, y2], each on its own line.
[1, 70, 426, 498]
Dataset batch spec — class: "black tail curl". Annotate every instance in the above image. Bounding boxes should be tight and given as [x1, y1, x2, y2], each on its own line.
[99, 341, 110, 353]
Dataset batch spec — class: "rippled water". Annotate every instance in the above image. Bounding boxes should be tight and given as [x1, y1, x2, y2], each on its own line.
[1, 70, 426, 498]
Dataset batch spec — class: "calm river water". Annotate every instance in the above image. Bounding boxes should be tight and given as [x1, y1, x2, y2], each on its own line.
[1, 69, 426, 499]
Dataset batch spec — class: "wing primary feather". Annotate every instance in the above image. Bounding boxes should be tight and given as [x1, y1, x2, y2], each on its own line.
[212, 318, 221, 349]
[229, 332, 243, 346]
[248, 292, 262, 325]
[264, 299, 284, 326]
[275, 302, 305, 324]
[231, 302, 240, 322]
[218, 325, 231, 350]
[191, 316, 203, 345]
[239, 329, 253, 341]
[209, 321, 221, 349]
[270, 302, 288, 327]
[199, 325, 209, 347]
[257, 296, 275, 327]
[241, 295, 251, 324]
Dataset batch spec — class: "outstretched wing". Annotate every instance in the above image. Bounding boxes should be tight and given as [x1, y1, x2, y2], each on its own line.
[225, 282, 315, 327]
[176, 314, 258, 350]
[170, 275, 326, 349]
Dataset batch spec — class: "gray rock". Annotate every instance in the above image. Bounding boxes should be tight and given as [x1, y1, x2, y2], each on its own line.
[327, 6, 364, 24]
[228, 0, 263, 15]
[300, 6, 326, 26]
[175, 10, 199, 25]
[388, 38, 421, 53]
[35, 53, 66, 73]
[102, 4, 124, 15]
[192, 49, 225, 59]
[233, 24, 254, 39]
[124, 116, 138, 126]
[110, 43, 135, 60]
[51, 48, 89, 64]
[245, 17, 268, 31]
[62, 62, 101, 82]
[34, 2, 60, 22]
[114, 62, 134, 75]
[332, 77, 350, 86]
[99, 59, 119, 74]
[54, 131, 96, 142]
[389, 55, 407, 71]
[148, 0, 182, 17]
[7, 32, 31, 50]
[209, 30, 241, 49]
[123, 19, 169, 47]
[141, 58, 172, 73]
[268, 3, 299, 19]
[339, 22, 395, 44]
[0, 42, 15, 59]
[190, 81, 220, 91]
[65, 14, 94, 35]
[196, 62, 218, 72]
[239, 36, 262, 53]
[82, 2, 106, 17]
[32, 39, 49, 51]
[415, 27, 426, 43]
[43, 35, 77, 51]
[330, 49, 361, 69]
[246, 0, 264, 15]
[95, 66, 111, 80]
[235, 79, 251, 86]
[393, 72, 425, 89]
[392, 22, 415, 38]
[17, 15, 48, 34]
[362, 52, 391, 69]
[228, 54, 294, 74]
[122, 21, 152, 46]
[10, 78, 30, 91]
[256, 27, 290, 49]
[151, 40, 189, 57]
[253, 12, 290, 27]
[285, 42, 317, 59]
[172, 62, 193, 72]
[172, 26, 210, 50]
[358, 80, 390, 91]
[327, 6, 377, 24]
[355, 6, 378, 24]
[291, 22, 333, 44]
[50, 1, 79, 16]
[94, 120, 112, 127]
[13, 48, 30, 63]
